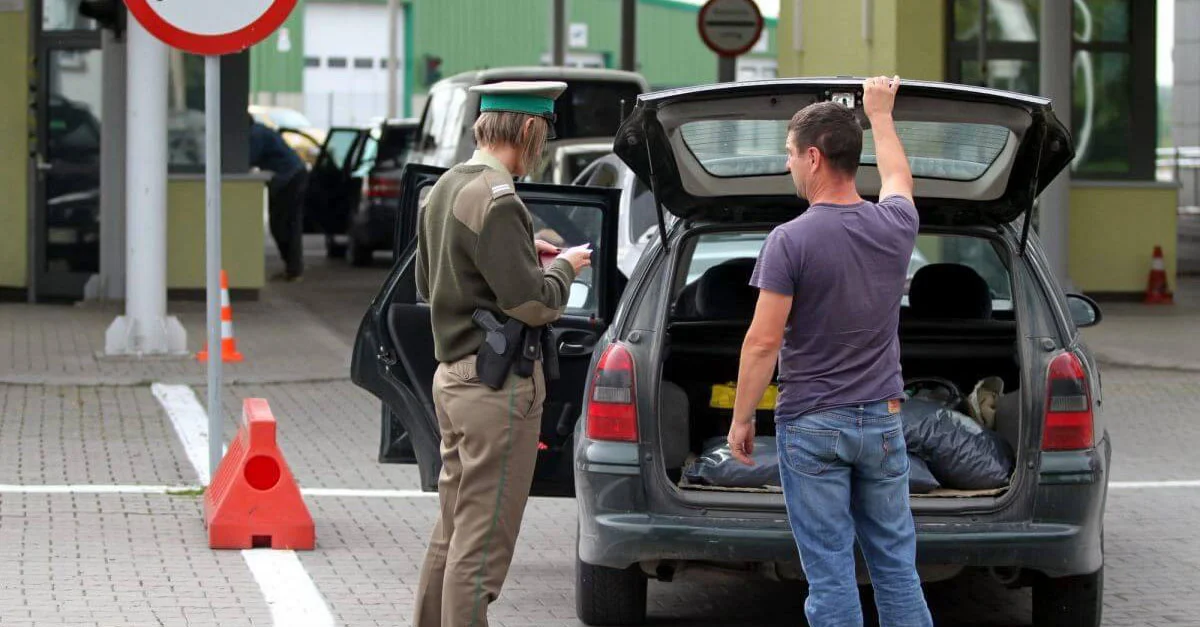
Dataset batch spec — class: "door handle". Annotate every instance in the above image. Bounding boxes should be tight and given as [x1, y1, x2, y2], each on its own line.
[559, 342, 591, 356]
[36, 158, 53, 173]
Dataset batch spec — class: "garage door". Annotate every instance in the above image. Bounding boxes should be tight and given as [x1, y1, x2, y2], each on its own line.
[303, 2, 406, 128]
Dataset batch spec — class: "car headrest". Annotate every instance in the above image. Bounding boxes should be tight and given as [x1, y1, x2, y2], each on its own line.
[694, 258, 760, 320]
[908, 263, 993, 320]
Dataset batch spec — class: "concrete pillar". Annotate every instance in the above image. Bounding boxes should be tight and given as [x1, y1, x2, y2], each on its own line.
[551, 0, 566, 66]
[85, 28, 126, 302]
[620, 0, 636, 72]
[105, 20, 186, 356]
[1039, 0, 1072, 288]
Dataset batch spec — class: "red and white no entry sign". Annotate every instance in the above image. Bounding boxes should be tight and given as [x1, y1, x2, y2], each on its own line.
[698, 0, 765, 58]
[123, 0, 298, 56]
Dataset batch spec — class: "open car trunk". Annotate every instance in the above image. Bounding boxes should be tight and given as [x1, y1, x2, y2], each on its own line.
[654, 229, 1027, 506]
[659, 320, 1023, 500]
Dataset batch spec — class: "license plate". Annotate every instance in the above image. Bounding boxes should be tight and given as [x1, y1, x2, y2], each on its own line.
[709, 382, 778, 410]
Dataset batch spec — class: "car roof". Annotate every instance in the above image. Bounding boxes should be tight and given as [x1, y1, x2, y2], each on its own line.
[442, 66, 649, 90]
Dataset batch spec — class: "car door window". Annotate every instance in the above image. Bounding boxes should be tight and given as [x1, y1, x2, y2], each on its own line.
[438, 87, 468, 153]
[585, 163, 620, 188]
[418, 85, 453, 150]
[317, 129, 361, 172]
[528, 201, 605, 317]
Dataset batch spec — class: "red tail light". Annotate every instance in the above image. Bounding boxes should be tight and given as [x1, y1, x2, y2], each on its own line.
[366, 176, 401, 200]
[586, 343, 638, 442]
[1042, 352, 1094, 451]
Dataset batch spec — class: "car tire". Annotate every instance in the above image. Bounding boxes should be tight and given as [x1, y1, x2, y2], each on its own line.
[349, 237, 374, 267]
[325, 234, 347, 259]
[576, 555, 647, 626]
[1032, 566, 1103, 627]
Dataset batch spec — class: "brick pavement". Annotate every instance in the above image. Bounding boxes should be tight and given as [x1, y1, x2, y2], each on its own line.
[2, 252, 1200, 625]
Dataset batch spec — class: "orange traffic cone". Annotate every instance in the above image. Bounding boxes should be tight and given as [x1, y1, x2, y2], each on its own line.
[198, 270, 246, 362]
[1143, 245, 1174, 305]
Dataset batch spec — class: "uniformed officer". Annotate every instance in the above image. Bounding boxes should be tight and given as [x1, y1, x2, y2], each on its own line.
[412, 81, 592, 627]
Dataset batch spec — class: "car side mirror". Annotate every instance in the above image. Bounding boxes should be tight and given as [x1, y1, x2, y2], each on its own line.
[568, 281, 591, 311]
[1066, 293, 1102, 328]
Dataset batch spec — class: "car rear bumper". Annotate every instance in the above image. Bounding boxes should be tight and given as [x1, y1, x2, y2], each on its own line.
[350, 201, 396, 250]
[577, 443, 1108, 579]
[580, 511, 1100, 577]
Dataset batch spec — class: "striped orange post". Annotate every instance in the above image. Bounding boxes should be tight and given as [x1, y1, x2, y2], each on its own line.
[197, 270, 245, 363]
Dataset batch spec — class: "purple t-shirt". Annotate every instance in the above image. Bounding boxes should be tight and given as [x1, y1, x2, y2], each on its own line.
[750, 195, 920, 420]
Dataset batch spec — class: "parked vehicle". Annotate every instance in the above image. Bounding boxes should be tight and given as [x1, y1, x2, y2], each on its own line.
[407, 66, 648, 171]
[351, 78, 1109, 627]
[527, 140, 615, 185]
[250, 105, 327, 166]
[348, 118, 420, 266]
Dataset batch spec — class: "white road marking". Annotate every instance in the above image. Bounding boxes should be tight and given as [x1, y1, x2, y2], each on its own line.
[152, 383, 335, 627]
[0, 484, 436, 497]
[1109, 480, 1200, 489]
[151, 383, 214, 485]
[242, 549, 336, 627]
[10, 481, 1200, 496]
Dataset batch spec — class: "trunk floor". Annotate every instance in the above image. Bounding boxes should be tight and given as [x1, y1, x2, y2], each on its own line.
[677, 478, 1008, 498]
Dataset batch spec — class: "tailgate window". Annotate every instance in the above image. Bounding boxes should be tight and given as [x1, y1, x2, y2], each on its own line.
[679, 120, 1012, 181]
[675, 231, 1012, 315]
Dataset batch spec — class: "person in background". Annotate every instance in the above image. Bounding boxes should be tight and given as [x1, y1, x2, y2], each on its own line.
[726, 76, 933, 627]
[250, 116, 307, 282]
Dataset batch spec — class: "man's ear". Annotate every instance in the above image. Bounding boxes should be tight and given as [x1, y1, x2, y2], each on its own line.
[521, 116, 536, 141]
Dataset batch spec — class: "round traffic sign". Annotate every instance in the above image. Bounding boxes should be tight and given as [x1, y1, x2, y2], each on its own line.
[697, 0, 765, 57]
[123, 0, 298, 56]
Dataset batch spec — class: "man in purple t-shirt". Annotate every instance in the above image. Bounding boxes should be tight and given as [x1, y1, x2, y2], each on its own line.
[727, 76, 933, 627]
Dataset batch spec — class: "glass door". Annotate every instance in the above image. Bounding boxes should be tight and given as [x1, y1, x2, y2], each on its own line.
[33, 2, 103, 300]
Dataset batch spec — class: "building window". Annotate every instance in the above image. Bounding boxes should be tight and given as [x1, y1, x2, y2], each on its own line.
[354, 58, 375, 69]
[304, 57, 321, 68]
[327, 57, 349, 69]
[946, 0, 1156, 180]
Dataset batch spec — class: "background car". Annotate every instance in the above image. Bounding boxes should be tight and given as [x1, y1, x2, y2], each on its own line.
[348, 118, 420, 266]
[250, 104, 328, 166]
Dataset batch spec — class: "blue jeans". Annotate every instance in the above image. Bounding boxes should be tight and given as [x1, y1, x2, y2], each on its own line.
[777, 401, 932, 627]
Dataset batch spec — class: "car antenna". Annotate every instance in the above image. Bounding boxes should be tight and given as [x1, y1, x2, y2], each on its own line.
[641, 118, 670, 253]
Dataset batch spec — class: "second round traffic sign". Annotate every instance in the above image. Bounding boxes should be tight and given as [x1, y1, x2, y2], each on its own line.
[697, 0, 765, 58]
[123, 0, 298, 56]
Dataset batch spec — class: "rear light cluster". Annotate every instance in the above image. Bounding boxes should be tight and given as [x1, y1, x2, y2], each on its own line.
[366, 176, 401, 200]
[1042, 352, 1095, 451]
[586, 343, 638, 442]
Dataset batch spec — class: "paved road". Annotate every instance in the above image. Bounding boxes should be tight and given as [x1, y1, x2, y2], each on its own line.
[1, 250, 1198, 626]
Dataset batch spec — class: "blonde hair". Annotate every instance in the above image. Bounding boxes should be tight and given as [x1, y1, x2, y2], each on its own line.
[473, 111, 549, 174]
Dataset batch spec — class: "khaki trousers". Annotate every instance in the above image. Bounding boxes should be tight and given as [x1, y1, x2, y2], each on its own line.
[414, 355, 545, 627]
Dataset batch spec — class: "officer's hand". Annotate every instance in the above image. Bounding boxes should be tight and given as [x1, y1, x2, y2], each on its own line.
[534, 240, 561, 256]
[863, 75, 900, 120]
[558, 244, 592, 274]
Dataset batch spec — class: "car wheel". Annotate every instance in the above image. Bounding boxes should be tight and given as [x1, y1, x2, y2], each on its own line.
[325, 234, 347, 259]
[349, 237, 374, 267]
[1032, 566, 1103, 627]
[576, 554, 647, 626]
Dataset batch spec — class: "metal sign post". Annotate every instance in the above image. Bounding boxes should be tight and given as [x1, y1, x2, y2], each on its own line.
[122, 0, 299, 482]
[204, 55, 223, 478]
[697, 0, 764, 83]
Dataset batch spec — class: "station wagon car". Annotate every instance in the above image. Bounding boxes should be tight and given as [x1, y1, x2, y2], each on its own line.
[351, 78, 1109, 627]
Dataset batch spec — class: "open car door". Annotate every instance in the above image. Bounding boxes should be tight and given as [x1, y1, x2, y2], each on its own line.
[301, 127, 368, 252]
[351, 164, 622, 496]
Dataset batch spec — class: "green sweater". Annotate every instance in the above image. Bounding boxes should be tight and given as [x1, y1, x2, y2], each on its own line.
[415, 151, 577, 363]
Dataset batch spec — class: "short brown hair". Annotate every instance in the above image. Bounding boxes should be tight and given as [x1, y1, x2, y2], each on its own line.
[473, 111, 549, 174]
[787, 102, 863, 177]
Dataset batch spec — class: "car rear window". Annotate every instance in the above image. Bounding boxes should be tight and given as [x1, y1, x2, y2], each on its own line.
[678, 120, 1011, 181]
[483, 80, 641, 140]
[679, 231, 1013, 312]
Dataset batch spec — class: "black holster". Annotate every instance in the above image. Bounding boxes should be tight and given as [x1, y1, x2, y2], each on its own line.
[472, 309, 560, 390]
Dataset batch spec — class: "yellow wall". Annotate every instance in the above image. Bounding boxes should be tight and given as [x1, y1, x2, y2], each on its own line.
[0, 7, 28, 288]
[167, 178, 266, 290]
[777, 0, 944, 80]
[1069, 185, 1178, 294]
